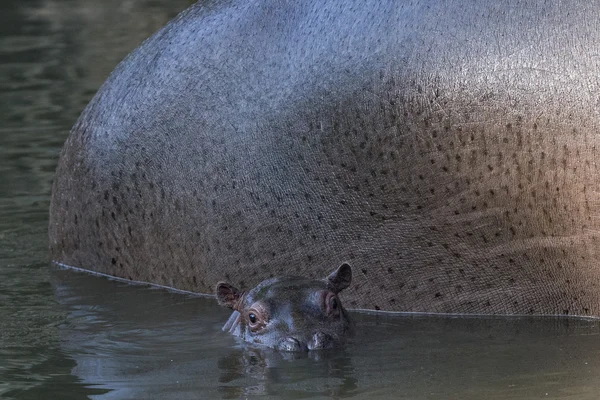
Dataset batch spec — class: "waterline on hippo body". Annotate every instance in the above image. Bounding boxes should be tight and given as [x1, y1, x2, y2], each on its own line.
[52, 261, 600, 322]
[52, 261, 212, 298]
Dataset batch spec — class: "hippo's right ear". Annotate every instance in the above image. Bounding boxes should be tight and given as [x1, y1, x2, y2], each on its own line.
[326, 263, 352, 293]
[216, 282, 244, 310]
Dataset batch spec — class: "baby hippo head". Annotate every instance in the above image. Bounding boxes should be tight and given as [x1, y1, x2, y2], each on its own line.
[216, 263, 352, 352]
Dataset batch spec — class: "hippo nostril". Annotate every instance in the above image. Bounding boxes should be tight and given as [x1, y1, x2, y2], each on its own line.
[308, 332, 335, 350]
[278, 337, 308, 352]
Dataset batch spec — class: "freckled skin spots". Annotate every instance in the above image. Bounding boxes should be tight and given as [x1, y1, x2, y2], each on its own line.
[49, 0, 600, 317]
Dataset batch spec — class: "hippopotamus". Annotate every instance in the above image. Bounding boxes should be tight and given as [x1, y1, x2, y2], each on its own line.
[49, 0, 600, 317]
[216, 263, 352, 351]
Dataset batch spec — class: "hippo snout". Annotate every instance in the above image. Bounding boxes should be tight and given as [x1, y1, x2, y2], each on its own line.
[308, 332, 335, 350]
[277, 332, 335, 352]
[278, 337, 308, 352]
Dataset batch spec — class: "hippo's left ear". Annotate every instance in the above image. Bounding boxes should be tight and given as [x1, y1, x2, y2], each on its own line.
[326, 263, 352, 293]
[216, 282, 244, 310]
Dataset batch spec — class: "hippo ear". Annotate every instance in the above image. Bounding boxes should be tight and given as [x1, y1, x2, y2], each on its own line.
[326, 263, 352, 293]
[216, 282, 243, 310]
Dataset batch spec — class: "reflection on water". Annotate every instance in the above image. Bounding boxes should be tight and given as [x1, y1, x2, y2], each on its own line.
[43, 268, 600, 400]
[2, 0, 600, 399]
[217, 348, 358, 398]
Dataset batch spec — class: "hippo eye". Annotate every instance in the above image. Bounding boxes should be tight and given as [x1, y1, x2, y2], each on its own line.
[249, 313, 257, 324]
[247, 304, 268, 331]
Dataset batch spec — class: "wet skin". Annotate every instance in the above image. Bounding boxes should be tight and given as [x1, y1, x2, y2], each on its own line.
[217, 263, 352, 351]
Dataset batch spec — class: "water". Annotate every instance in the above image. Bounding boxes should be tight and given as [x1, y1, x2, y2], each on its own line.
[1, 1, 600, 399]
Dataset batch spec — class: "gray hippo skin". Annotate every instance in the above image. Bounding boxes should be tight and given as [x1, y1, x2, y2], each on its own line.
[217, 263, 352, 351]
[49, 0, 600, 317]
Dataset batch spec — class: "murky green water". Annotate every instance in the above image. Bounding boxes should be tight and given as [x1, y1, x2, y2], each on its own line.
[2, 1, 600, 399]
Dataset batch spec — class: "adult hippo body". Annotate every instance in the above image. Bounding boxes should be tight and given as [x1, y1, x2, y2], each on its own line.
[49, 0, 600, 317]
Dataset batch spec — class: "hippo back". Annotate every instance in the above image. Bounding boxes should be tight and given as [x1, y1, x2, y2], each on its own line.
[49, 0, 600, 317]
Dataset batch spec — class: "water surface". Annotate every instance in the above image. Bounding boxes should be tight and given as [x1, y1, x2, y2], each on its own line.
[1, 1, 600, 399]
